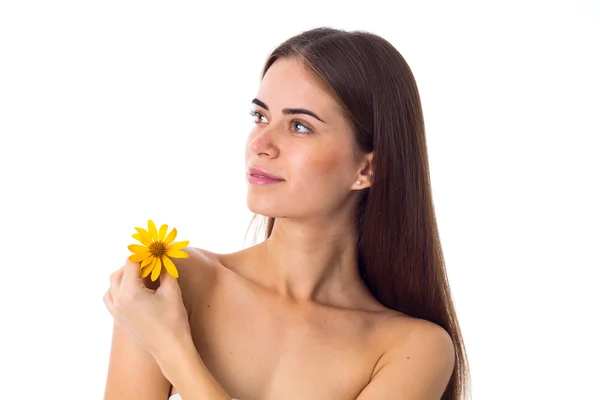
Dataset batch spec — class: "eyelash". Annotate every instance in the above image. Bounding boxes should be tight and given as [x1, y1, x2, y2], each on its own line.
[249, 109, 313, 135]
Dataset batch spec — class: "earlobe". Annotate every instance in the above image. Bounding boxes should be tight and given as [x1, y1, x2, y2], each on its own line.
[353, 177, 372, 190]
[353, 152, 374, 189]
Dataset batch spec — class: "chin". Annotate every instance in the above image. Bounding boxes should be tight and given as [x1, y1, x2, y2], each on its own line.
[246, 196, 288, 219]
[247, 195, 271, 215]
[247, 202, 276, 218]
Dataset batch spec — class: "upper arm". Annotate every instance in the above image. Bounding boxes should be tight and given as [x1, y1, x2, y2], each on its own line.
[356, 320, 455, 400]
[103, 322, 171, 399]
[104, 246, 217, 399]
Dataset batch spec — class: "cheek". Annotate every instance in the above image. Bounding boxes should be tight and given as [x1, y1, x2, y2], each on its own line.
[304, 155, 342, 176]
[295, 145, 354, 184]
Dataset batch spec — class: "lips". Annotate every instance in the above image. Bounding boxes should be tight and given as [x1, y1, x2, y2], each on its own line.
[248, 167, 284, 181]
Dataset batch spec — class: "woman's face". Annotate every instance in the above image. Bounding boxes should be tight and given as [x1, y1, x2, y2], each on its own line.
[245, 58, 371, 220]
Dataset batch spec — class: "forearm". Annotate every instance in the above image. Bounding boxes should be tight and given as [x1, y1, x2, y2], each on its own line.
[158, 336, 231, 400]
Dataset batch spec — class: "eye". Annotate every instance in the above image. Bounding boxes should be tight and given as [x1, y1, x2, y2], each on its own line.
[290, 119, 312, 135]
[249, 109, 268, 124]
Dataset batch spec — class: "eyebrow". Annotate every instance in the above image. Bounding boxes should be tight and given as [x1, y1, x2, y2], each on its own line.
[251, 98, 327, 124]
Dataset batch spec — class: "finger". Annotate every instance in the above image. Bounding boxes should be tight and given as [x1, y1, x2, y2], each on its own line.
[103, 289, 114, 316]
[156, 268, 181, 296]
[158, 267, 174, 287]
[123, 259, 145, 290]
[109, 267, 124, 300]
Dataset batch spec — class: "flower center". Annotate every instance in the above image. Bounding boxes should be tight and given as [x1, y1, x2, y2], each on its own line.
[149, 241, 167, 258]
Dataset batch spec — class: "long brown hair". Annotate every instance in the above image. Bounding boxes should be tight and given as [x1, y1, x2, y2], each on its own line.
[247, 27, 470, 399]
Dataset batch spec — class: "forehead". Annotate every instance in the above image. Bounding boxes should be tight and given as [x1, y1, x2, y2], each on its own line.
[257, 58, 344, 119]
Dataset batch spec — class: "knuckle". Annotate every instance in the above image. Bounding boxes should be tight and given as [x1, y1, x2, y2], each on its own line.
[109, 267, 123, 283]
[117, 290, 134, 304]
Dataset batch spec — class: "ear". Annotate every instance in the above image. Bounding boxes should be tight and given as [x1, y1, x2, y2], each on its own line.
[353, 151, 374, 190]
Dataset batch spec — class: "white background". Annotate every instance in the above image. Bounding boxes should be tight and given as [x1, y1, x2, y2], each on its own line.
[1, 1, 598, 399]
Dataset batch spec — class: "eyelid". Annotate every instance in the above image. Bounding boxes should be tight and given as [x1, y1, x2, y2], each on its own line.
[250, 109, 314, 134]
[290, 118, 314, 133]
[250, 109, 268, 122]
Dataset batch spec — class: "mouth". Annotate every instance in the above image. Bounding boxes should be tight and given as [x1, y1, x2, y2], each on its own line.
[247, 167, 285, 185]
[247, 167, 284, 181]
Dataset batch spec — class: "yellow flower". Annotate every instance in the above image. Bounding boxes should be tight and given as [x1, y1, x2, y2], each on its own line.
[127, 219, 189, 281]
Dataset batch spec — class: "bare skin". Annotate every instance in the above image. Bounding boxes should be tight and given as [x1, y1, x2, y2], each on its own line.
[104, 246, 453, 400]
[104, 58, 454, 400]
[168, 246, 395, 399]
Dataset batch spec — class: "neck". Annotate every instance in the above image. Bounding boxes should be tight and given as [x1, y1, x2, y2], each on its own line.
[253, 215, 370, 305]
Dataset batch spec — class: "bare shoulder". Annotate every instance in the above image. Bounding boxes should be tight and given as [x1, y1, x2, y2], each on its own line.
[169, 246, 223, 312]
[358, 313, 455, 399]
[172, 246, 220, 285]
[387, 314, 454, 362]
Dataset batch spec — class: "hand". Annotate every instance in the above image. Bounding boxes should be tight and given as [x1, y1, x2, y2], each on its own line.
[103, 259, 192, 364]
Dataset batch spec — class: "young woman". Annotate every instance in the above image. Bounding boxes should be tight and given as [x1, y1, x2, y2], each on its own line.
[103, 27, 469, 400]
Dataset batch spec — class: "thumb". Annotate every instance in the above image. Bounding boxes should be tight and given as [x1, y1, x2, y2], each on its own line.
[157, 268, 180, 295]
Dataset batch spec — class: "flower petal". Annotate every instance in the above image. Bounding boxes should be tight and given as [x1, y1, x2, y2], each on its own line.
[166, 240, 189, 252]
[148, 220, 158, 241]
[141, 258, 156, 278]
[141, 256, 154, 268]
[132, 233, 152, 247]
[164, 227, 178, 246]
[166, 248, 189, 258]
[140, 266, 152, 278]
[135, 227, 153, 245]
[151, 257, 162, 281]
[162, 256, 179, 279]
[159, 224, 168, 241]
[128, 244, 149, 254]
[129, 251, 150, 263]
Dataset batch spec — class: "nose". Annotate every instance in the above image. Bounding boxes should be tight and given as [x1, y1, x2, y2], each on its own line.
[248, 125, 280, 158]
